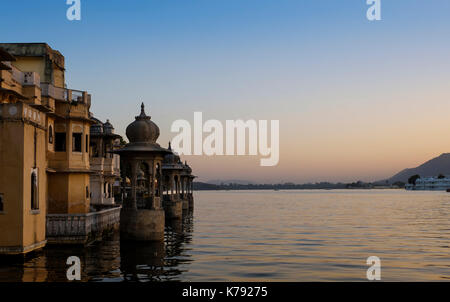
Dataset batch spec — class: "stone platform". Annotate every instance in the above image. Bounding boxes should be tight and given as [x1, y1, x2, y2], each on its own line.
[46, 206, 121, 245]
[162, 199, 183, 220]
[120, 208, 165, 241]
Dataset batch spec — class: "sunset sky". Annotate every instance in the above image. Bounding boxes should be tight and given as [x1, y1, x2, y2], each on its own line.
[2, 0, 450, 183]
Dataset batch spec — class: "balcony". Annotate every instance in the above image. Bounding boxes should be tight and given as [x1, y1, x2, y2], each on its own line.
[103, 158, 115, 174]
[41, 83, 65, 101]
[23, 72, 40, 87]
[90, 157, 104, 172]
[41, 83, 91, 105]
[10, 66, 40, 87]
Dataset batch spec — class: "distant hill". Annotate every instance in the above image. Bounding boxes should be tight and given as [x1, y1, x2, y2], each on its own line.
[193, 182, 221, 190]
[387, 153, 450, 183]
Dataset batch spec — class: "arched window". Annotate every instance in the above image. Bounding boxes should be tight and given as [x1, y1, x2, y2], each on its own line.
[55, 132, 66, 151]
[31, 170, 39, 210]
[72, 132, 82, 152]
[49, 125, 53, 144]
[155, 163, 161, 197]
[0, 194, 4, 212]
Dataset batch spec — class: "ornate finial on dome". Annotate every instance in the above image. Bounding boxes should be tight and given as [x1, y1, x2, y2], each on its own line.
[126, 103, 160, 144]
[136, 102, 151, 120]
[168, 141, 172, 151]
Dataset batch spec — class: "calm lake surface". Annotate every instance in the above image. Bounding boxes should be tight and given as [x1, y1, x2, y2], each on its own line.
[1, 189, 450, 281]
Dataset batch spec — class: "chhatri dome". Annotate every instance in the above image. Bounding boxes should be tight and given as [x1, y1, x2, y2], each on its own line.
[103, 119, 114, 135]
[126, 102, 160, 144]
[115, 103, 169, 154]
[163, 141, 185, 170]
[163, 142, 181, 163]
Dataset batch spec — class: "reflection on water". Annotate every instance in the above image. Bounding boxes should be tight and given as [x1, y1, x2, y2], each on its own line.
[1, 190, 450, 281]
[0, 212, 194, 282]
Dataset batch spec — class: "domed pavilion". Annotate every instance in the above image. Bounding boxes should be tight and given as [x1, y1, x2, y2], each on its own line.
[181, 161, 196, 210]
[161, 142, 186, 218]
[114, 103, 171, 241]
[162, 143, 196, 212]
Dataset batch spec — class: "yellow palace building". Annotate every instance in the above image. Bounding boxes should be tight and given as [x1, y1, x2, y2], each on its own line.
[0, 43, 120, 254]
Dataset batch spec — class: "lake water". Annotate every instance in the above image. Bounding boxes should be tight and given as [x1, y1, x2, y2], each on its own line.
[1, 189, 450, 281]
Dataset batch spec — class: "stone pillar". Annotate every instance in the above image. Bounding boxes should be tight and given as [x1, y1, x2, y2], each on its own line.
[157, 164, 162, 198]
[120, 208, 165, 241]
[175, 176, 178, 195]
[152, 161, 156, 199]
[170, 174, 175, 200]
[150, 160, 155, 199]
[130, 161, 137, 209]
[186, 179, 189, 194]
[121, 166, 127, 204]
[175, 175, 180, 200]
[99, 139, 104, 158]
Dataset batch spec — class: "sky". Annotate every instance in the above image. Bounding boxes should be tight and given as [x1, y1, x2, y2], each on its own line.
[1, 0, 450, 183]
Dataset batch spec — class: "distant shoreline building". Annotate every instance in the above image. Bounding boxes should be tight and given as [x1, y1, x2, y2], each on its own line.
[405, 176, 450, 191]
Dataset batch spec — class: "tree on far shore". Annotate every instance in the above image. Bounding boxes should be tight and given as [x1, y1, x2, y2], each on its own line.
[408, 174, 420, 185]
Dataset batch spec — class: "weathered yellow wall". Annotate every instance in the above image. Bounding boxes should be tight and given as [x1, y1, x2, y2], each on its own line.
[12, 56, 64, 87]
[48, 173, 69, 214]
[0, 121, 24, 247]
[52, 69, 65, 88]
[68, 173, 90, 214]
[48, 173, 90, 214]
[1, 44, 95, 254]
[12, 57, 45, 82]
[21, 123, 47, 248]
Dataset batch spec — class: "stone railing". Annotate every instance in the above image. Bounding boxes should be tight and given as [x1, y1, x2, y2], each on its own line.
[46, 206, 121, 244]
[41, 84, 90, 104]
[11, 65, 24, 84]
[103, 157, 117, 174]
[90, 157, 104, 172]
[41, 83, 65, 101]
[23, 72, 40, 87]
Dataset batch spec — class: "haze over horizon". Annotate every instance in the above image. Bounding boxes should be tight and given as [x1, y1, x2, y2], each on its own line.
[2, 0, 450, 183]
